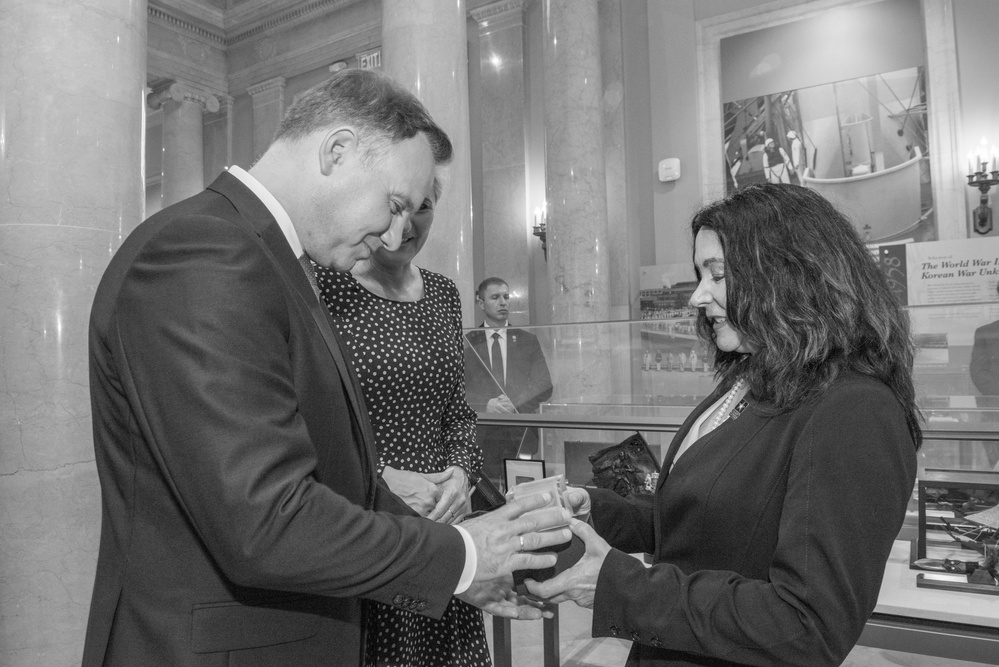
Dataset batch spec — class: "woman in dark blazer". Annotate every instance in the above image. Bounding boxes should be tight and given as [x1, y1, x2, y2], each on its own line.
[529, 183, 922, 666]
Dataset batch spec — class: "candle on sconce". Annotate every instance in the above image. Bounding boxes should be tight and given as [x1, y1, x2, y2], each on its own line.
[979, 137, 990, 173]
[970, 152, 977, 176]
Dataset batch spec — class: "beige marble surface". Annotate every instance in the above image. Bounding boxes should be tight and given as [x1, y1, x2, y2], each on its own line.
[0, 0, 146, 663]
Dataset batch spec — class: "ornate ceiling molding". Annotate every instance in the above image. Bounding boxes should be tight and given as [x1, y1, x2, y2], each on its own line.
[470, 0, 525, 25]
[226, 19, 380, 95]
[246, 77, 286, 98]
[225, 0, 361, 46]
[149, 0, 363, 48]
[148, 2, 225, 45]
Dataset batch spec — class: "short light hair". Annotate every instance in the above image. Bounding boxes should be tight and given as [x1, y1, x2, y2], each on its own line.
[476, 277, 508, 301]
[275, 68, 453, 169]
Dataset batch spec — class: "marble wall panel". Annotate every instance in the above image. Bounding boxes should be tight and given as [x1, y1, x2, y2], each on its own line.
[480, 163, 530, 319]
[479, 23, 527, 172]
[477, 7, 532, 321]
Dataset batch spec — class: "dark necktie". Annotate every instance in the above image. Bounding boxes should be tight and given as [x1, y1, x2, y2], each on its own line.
[490, 331, 504, 388]
[298, 254, 322, 302]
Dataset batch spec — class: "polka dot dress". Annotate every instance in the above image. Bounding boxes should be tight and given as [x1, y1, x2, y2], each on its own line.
[315, 266, 490, 667]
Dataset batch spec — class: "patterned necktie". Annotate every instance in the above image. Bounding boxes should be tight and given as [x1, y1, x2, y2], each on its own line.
[490, 331, 504, 388]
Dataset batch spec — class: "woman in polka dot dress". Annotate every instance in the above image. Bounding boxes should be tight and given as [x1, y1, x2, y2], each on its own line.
[313, 199, 489, 667]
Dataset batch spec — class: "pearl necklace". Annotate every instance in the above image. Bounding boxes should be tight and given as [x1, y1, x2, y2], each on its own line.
[711, 378, 747, 430]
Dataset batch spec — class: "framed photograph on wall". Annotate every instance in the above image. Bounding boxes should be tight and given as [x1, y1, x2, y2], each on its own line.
[695, 0, 963, 239]
[504, 459, 546, 494]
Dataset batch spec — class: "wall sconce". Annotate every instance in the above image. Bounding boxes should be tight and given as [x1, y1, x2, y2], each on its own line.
[532, 205, 548, 261]
[967, 138, 998, 235]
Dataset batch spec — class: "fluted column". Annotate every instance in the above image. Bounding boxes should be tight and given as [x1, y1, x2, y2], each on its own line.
[0, 0, 147, 664]
[204, 95, 235, 186]
[542, 0, 612, 404]
[148, 82, 220, 207]
[382, 0, 475, 323]
[248, 77, 286, 162]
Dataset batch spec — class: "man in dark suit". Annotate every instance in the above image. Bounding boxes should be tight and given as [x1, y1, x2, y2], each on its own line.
[83, 69, 567, 666]
[969, 289, 999, 469]
[464, 277, 553, 487]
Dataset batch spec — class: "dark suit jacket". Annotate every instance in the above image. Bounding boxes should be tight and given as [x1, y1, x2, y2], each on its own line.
[588, 373, 916, 666]
[463, 326, 553, 467]
[463, 326, 552, 413]
[83, 172, 464, 666]
[971, 319, 999, 400]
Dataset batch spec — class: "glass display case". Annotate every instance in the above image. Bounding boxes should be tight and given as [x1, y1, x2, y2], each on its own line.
[464, 311, 999, 665]
[913, 468, 999, 595]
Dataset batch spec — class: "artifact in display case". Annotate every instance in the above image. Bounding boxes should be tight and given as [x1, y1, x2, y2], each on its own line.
[911, 468, 999, 594]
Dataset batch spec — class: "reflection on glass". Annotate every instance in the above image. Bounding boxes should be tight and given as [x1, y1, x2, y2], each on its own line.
[462, 312, 999, 479]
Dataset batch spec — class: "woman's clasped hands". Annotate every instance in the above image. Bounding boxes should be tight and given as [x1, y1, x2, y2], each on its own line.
[382, 464, 472, 524]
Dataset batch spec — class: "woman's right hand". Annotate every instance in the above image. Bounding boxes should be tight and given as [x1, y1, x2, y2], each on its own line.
[382, 465, 441, 516]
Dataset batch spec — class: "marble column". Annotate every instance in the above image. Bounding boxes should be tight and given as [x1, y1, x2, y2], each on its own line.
[542, 0, 612, 404]
[543, 0, 610, 325]
[248, 77, 286, 163]
[148, 82, 220, 207]
[599, 0, 633, 322]
[204, 95, 234, 186]
[599, 0, 639, 408]
[470, 1, 531, 323]
[382, 0, 475, 324]
[0, 0, 147, 664]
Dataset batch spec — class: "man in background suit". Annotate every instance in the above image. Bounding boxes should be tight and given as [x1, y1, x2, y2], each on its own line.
[465, 277, 553, 488]
[83, 69, 567, 666]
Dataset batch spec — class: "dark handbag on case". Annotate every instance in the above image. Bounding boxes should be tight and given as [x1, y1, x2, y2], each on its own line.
[588, 432, 660, 498]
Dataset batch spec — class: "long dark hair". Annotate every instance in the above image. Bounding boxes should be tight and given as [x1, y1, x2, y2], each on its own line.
[691, 183, 922, 446]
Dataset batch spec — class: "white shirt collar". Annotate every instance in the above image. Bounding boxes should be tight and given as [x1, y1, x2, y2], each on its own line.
[226, 165, 303, 258]
[486, 323, 509, 339]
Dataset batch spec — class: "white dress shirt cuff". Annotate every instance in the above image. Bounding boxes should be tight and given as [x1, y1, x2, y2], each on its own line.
[453, 525, 477, 594]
